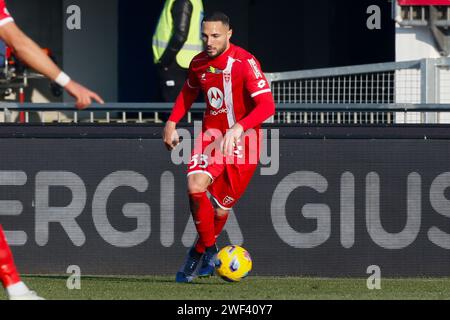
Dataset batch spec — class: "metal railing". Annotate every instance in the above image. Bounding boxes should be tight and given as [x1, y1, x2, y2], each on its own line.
[1, 102, 450, 126]
[0, 58, 449, 125]
[0, 102, 211, 124]
[267, 58, 450, 124]
[266, 57, 450, 124]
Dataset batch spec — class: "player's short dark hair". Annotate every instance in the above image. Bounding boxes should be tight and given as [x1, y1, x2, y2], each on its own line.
[202, 11, 231, 28]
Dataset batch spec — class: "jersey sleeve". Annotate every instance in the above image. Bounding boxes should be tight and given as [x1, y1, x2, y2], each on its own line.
[168, 62, 200, 123]
[186, 65, 200, 90]
[238, 56, 275, 131]
[0, 0, 14, 27]
[244, 57, 272, 99]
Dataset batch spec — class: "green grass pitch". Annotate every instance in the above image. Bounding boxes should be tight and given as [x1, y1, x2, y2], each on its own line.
[1, 275, 450, 300]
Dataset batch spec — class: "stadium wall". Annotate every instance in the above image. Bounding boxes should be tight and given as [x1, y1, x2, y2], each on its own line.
[2, 125, 450, 277]
[62, 0, 119, 103]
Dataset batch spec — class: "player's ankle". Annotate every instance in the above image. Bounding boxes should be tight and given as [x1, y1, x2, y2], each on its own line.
[189, 246, 203, 260]
[194, 243, 206, 254]
[205, 244, 218, 255]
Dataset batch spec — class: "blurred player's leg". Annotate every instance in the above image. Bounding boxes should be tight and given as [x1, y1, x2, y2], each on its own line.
[0, 225, 21, 288]
[0, 225, 44, 300]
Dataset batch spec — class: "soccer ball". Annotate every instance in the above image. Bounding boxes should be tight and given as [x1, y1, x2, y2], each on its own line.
[214, 245, 252, 282]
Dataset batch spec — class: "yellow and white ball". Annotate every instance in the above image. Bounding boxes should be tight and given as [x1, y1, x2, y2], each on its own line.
[215, 245, 252, 282]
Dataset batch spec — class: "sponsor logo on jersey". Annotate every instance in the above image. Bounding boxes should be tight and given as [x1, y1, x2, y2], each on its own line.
[209, 108, 228, 116]
[257, 80, 267, 89]
[248, 58, 262, 79]
[207, 87, 224, 109]
[207, 66, 223, 74]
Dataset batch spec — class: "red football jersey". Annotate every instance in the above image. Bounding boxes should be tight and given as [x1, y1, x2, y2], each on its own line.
[0, 0, 13, 27]
[171, 44, 275, 209]
[169, 44, 275, 134]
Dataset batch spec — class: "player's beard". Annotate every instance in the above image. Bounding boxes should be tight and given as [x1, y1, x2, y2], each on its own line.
[207, 42, 228, 59]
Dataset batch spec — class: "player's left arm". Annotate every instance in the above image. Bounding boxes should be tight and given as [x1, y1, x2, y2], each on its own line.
[222, 57, 275, 156]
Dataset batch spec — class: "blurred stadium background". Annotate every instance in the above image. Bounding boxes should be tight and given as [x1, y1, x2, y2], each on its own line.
[1, 0, 450, 300]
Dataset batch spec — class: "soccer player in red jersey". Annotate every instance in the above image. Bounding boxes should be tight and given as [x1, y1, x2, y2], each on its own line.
[163, 12, 275, 283]
[0, 0, 104, 299]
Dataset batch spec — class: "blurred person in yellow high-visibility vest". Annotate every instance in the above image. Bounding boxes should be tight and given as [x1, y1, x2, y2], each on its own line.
[153, 0, 204, 102]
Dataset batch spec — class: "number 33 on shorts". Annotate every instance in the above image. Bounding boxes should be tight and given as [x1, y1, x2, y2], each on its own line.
[189, 154, 209, 170]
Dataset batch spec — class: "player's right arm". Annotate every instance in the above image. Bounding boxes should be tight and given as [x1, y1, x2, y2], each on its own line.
[0, 17, 103, 109]
[163, 64, 200, 151]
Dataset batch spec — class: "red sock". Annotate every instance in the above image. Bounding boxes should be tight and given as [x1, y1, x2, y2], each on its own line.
[195, 212, 229, 254]
[0, 225, 21, 288]
[189, 192, 216, 249]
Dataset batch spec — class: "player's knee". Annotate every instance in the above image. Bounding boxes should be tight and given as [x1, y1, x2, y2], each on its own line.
[187, 176, 210, 194]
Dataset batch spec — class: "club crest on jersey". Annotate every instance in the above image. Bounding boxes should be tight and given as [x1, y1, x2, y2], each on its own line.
[223, 71, 231, 83]
[223, 196, 235, 206]
[207, 87, 224, 109]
